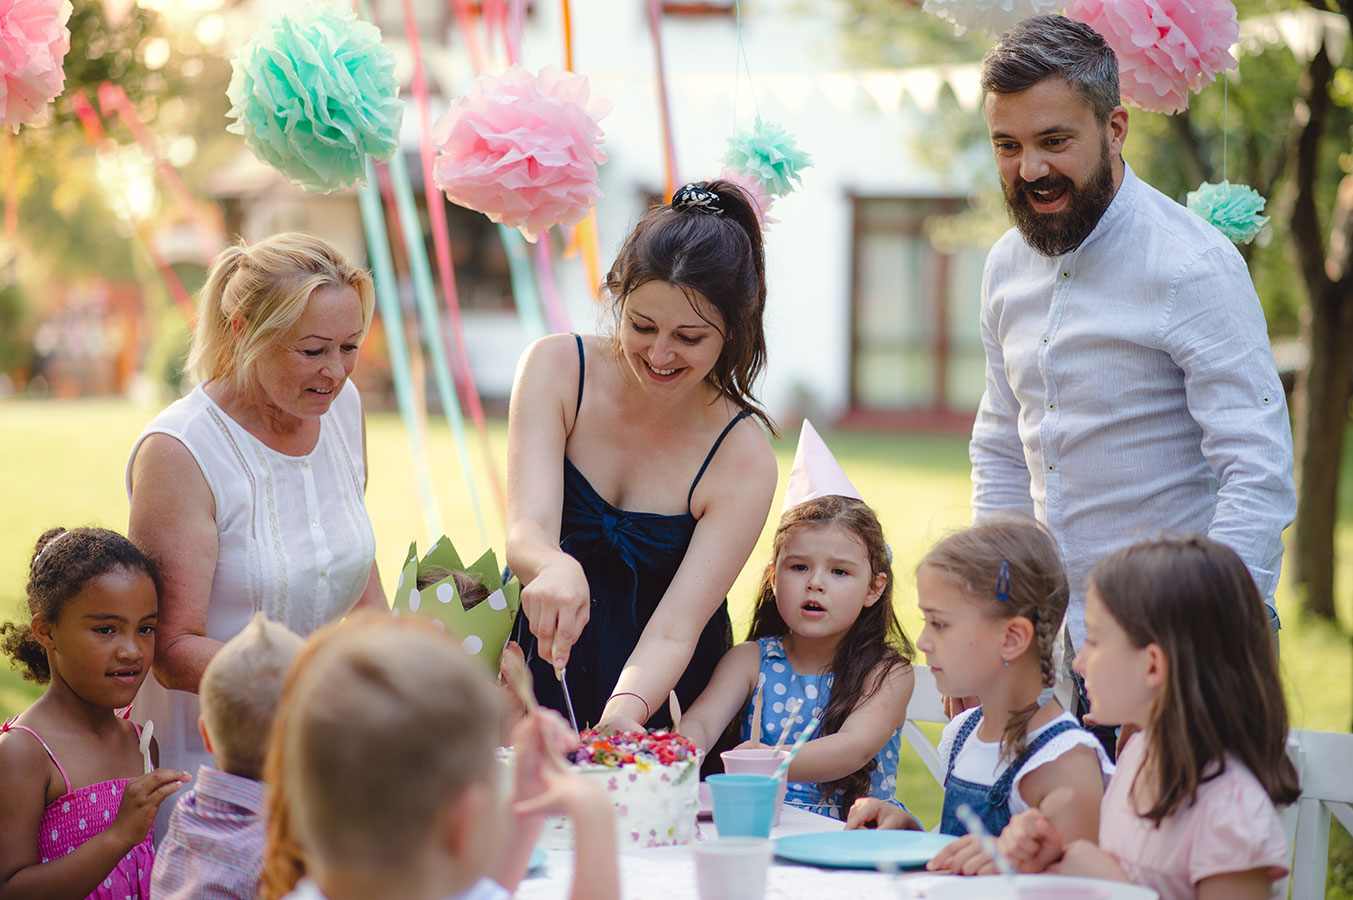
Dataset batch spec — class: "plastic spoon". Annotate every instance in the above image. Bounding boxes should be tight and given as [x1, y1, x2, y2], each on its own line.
[955, 802, 1018, 893]
[138, 719, 155, 775]
[771, 714, 821, 782]
[770, 697, 804, 753]
[749, 682, 764, 741]
[669, 690, 682, 733]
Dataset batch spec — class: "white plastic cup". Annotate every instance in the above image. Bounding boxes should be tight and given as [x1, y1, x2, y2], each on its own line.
[693, 837, 774, 900]
[719, 749, 790, 825]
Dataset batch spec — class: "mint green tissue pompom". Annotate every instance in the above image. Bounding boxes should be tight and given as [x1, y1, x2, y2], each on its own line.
[722, 118, 812, 199]
[1186, 180, 1270, 244]
[226, 4, 403, 194]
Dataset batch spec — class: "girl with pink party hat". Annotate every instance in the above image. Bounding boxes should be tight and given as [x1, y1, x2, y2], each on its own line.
[681, 421, 920, 822]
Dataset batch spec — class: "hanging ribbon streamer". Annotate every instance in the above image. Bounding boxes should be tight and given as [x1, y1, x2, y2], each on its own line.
[559, 0, 604, 299]
[498, 225, 548, 340]
[69, 90, 196, 325]
[1, 132, 18, 269]
[358, 163, 444, 538]
[647, 0, 679, 199]
[398, 0, 506, 522]
[533, 237, 572, 334]
[97, 83, 222, 262]
[446, 0, 487, 74]
[384, 139, 490, 544]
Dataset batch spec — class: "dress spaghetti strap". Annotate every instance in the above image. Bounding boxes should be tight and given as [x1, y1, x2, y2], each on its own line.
[0, 722, 73, 795]
[687, 409, 754, 508]
[572, 333, 585, 418]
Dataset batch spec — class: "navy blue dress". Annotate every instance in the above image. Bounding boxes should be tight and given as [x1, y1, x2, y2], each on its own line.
[510, 334, 749, 730]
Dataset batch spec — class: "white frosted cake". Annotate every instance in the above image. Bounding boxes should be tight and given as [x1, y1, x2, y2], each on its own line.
[566, 729, 700, 848]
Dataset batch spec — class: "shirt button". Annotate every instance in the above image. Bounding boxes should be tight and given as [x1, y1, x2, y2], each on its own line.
[1047, 464, 1055, 471]
[320, 572, 328, 580]
[301, 461, 309, 469]
[1061, 271, 1070, 278]
[1041, 337, 1049, 345]
[311, 520, 320, 528]
[1048, 403, 1055, 410]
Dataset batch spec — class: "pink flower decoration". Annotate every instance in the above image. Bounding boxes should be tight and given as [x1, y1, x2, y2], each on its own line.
[719, 166, 778, 229]
[1068, 0, 1238, 114]
[433, 65, 611, 243]
[0, 0, 73, 132]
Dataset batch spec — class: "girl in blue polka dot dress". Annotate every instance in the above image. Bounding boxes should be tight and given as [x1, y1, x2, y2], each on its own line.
[0, 527, 190, 899]
[682, 492, 919, 822]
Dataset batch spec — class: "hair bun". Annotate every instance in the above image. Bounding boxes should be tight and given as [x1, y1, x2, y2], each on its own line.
[671, 183, 724, 216]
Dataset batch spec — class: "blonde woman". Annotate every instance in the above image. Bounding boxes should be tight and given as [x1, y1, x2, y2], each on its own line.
[127, 233, 387, 829]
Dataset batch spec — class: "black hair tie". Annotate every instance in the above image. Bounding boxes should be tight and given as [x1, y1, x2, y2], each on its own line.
[671, 183, 724, 216]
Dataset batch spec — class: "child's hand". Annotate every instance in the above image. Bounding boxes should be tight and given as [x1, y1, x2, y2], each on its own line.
[110, 768, 189, 848]
[513, 764, 610, 821]
[845, 798, 922, 831]
[926, 834, 995, 875]
[999, 809, 1065, 872]
[1049, 839, 1125, 881]
[595, 712, 645, 735]
[512, 709, 575, 809]
[732, 739, 769, 751]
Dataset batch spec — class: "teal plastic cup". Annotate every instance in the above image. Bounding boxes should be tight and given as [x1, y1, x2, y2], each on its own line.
[706, 773, 779, 838]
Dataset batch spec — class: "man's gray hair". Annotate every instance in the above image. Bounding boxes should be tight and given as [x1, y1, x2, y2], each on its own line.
[981, 15, 1121, 122]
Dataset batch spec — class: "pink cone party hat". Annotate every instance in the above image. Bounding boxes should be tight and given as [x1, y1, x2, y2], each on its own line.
[783, 419, 861, 513]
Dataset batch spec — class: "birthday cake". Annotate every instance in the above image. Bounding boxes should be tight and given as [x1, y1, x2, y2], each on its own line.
[566, 729, 700, 848]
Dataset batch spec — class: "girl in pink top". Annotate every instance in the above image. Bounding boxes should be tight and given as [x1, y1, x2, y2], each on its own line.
[0, 527, 190, 899]
[1000, 537, 1300, 900]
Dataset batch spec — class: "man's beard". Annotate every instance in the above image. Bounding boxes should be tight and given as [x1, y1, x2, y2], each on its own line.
[1003, 140, 1115, 257]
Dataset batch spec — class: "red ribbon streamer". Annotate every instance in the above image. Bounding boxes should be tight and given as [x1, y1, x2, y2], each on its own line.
[96, 83, 221, 264]
[647, 0, 678, 199]
[399, 0, 506, 518]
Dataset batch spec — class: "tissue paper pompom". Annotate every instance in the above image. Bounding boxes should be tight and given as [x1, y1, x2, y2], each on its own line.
[721, 118, 812, 200]
[718, 166, 777, 228]
[921, 0, 1061, 36]
[225, 4, 403, 194]
[1068, 0, 1238, 114]
[432, 65, 611, 243]
[1186, 180, 1269, 244]
[0, 0, 73, 132]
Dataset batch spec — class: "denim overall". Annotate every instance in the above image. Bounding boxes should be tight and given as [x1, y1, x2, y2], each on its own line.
[938, 708, 1078, 837]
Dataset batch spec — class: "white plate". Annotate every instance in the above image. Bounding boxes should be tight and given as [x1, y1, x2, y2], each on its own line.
[916, 874, 1157, 900]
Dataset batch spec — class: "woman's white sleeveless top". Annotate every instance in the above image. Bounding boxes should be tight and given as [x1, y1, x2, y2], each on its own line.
[125, 381, 376, 786]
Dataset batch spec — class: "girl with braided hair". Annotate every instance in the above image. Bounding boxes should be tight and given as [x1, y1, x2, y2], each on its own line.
[849, 516, 1111, 874]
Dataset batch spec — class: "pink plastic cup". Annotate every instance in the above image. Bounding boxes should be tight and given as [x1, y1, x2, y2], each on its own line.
[720, 749, 790, 826]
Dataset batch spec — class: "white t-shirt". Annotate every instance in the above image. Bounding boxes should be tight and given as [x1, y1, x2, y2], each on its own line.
[938, 706, 1114, 816]
[282, 876, 508, 900]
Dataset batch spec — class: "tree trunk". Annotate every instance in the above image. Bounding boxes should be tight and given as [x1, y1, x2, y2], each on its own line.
[1291, 285, 1353, 619]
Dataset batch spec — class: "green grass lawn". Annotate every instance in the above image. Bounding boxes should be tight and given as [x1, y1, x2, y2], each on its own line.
[3, 397, 1351, 878]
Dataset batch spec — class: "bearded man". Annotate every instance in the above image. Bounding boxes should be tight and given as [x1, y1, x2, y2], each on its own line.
[965, 15, 1295, 753]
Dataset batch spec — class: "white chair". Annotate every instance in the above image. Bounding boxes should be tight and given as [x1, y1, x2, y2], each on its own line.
[902, 664, 950, 788]
[1281, 728, 1353, 900]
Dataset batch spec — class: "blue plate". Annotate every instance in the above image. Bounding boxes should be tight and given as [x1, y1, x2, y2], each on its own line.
[527, 847, 547, 873]
[774, 830, 957, 870]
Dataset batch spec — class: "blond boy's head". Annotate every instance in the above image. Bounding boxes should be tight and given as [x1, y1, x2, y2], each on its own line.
[280, 616, 503, 877]
[200, 613, 303, 780]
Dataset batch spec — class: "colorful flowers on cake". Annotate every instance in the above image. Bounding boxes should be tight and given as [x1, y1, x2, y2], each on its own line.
[568, 729, 698, 769]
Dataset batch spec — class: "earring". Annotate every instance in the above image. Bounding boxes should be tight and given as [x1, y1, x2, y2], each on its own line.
[1003, 659, 1010, 668]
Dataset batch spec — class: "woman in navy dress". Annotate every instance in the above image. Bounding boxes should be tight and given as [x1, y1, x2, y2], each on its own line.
[507, 181, 778, 732]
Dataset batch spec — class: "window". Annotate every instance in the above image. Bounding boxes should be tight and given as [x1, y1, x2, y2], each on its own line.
[848, 196, 987, 428]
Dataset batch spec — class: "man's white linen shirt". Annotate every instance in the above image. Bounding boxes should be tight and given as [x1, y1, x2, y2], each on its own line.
[969, 162, 1295, 649]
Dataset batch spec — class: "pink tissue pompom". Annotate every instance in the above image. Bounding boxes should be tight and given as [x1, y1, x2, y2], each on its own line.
[0, 0, 72, 132]
[433, 65, 612, 243]
[718, 166, 777, 228]
[1068, 0, 1238, 114]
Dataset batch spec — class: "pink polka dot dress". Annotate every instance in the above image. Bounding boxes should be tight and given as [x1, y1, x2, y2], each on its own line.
[3, 722, 153, 899]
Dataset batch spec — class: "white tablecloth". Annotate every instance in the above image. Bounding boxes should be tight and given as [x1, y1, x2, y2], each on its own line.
[516, 806, 950, 900]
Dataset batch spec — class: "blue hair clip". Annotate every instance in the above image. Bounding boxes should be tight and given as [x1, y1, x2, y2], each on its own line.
[995, 560, 1011, 603]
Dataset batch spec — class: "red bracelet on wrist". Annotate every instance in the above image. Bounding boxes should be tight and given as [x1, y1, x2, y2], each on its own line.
[608, 691, 650, 722]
